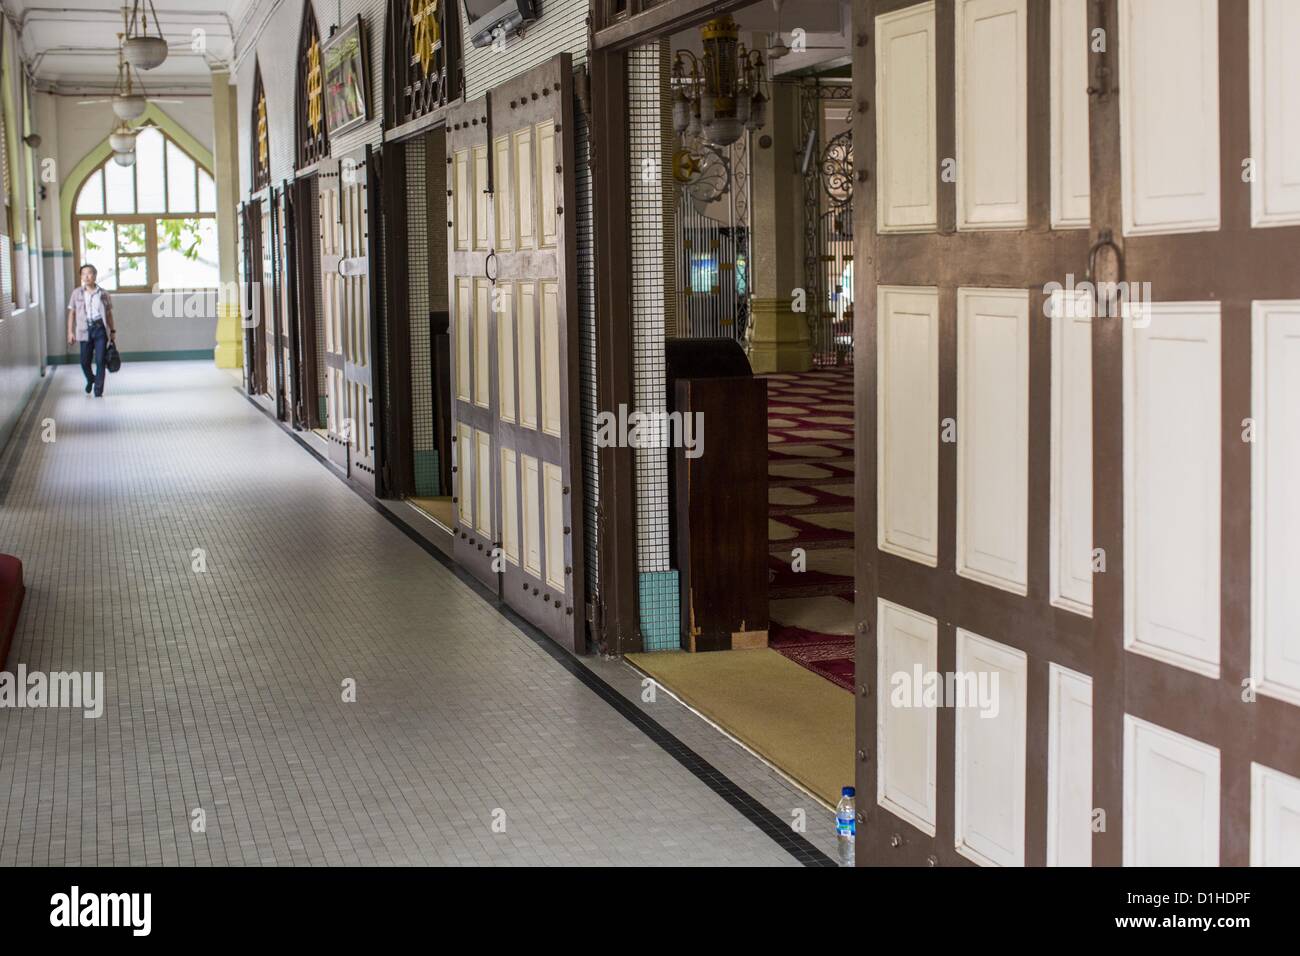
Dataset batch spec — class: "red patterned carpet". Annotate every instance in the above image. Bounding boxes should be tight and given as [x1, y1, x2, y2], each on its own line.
[764, 368, 856, 691]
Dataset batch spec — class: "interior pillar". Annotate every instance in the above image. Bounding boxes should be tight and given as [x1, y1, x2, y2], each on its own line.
[211, 68, 242, 368]
[747, 78, 810, 374]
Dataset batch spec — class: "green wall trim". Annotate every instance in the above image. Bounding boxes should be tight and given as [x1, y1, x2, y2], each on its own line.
[60, 104, 216, 250]
[47, 349, 214, 366]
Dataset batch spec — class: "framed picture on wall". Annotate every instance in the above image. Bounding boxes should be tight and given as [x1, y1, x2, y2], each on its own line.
[321, 16, 370, 136]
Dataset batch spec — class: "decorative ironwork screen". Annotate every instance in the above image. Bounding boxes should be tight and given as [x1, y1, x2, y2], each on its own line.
[251, 62, 270, 192]
[801, 80, 854, 366]
[384, 0, 462, 129]
[296, 6, 329, 168]
[671, 132, 752, 341]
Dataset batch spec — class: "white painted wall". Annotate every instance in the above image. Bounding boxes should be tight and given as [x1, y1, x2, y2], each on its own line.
[1, 24, 47, 449]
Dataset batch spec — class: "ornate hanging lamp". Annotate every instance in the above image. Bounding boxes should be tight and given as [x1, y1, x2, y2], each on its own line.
[671, 15, 768, 148]
[123, 0, 169, 70]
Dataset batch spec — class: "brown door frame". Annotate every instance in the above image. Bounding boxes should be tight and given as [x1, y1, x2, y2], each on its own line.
[290, 174, 323, 429]
[586, 0, 744, 655]
[378, 135, 416, 498]
[245, 195, 268, 396]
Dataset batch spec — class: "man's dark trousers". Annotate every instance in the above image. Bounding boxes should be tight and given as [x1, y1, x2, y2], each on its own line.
[80, 321, 108, 396]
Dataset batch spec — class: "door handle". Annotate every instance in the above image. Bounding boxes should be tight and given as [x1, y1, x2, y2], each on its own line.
[1085, 228, 1122, 283]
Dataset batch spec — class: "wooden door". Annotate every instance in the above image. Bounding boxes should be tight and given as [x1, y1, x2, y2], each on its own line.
[446, 94, 499, 589]
[446, 55, 585, 648]
[272, 185, 294, 421]
[318, 153, 378, 489]
[1089, 0, 1300, 867]
[245, 198, 267, 395]
[854, 0, 1090, 867]
[854, 0, 1300, 868]
[261, 191, 281, 411]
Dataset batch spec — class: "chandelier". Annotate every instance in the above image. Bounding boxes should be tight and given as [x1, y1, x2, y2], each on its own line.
[123, 0, 169, 70]
[671, 15, 768, 148]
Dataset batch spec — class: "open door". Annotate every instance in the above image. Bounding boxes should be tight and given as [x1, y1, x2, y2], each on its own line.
[318, 152, 379, 489]
[446, 55, 586, 650]
[261, 191, 282, 413]
[244, 198, 267, 395]
[446, 94, 499, 589]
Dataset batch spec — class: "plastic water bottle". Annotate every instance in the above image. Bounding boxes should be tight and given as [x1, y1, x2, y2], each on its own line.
[836, 786, 856, 866]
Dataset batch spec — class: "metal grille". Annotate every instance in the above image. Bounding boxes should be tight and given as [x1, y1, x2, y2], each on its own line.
[305, 178, 323, 421]
[251, 64, 270, 192]
[384, 0, 461, 130]
[405, 136, 437, 496]
[295, 7, 330, 169]
[671, 136, 752, 341]
[627, 41, 672, 574]
[575, 90, 599, 595]
[801, 80, 855, 367]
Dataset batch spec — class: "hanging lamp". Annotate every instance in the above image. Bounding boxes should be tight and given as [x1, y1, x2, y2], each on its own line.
[111, 30, 148, 120]
[112, 150, 137, 167]
[123, 0, 168, 70]
[671, 15, 768, 148]
[109, 121, 138, 153]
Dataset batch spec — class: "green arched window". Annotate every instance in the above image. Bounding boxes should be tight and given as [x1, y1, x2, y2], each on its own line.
[71, 123, 218, 292]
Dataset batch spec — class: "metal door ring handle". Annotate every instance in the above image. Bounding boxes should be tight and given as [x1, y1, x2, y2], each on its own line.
[485, 250, 498, 285]
[1086, 229, 1122, 283]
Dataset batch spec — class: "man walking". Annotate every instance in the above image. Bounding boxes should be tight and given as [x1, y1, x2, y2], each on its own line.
[66, 263, 116, 397]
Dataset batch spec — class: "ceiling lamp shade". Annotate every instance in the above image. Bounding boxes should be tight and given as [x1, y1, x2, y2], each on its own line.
[112, 149, 137, 167]
[109, 125, 138, 152]
[113, 93, 147, 121]
[124, 36, 168, 70]
[671, 16, 768, 149]
[123, 0, 168, 69]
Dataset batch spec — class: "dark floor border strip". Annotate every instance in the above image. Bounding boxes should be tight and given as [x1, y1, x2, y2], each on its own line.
[237, 387, 837, 868]
[0, 369, 56, 508]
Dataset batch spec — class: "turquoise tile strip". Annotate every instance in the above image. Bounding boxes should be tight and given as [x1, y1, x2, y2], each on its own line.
[639, 570, 681, 652]
[413, 449, 440, 497]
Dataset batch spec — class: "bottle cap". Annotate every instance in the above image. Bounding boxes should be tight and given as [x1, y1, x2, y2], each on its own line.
[842, 786, 855, 797]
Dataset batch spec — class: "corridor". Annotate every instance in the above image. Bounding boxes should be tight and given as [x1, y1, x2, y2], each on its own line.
[0, 363, 830, 866]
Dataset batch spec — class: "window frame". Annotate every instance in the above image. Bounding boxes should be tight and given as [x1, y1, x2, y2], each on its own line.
[70, 124, 219, 292]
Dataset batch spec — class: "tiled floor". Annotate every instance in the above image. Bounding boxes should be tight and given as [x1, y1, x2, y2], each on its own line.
[0, 362, 836, 866]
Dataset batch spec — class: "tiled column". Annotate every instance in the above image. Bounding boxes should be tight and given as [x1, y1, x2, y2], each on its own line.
[211, 69, 242, 368]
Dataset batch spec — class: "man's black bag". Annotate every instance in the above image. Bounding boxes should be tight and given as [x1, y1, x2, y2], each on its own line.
[105, 341, 122, 373]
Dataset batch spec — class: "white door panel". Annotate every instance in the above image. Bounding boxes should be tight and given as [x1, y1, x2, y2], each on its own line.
[1123, 302, 1221, 678]
[1124, 715, 1220, 866]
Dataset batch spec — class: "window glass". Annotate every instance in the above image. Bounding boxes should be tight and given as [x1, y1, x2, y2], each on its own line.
[104, 158, 135, 214]
[135, 127, 167, 213]
[166, 142, 197, 212]
[198, 169, 216, 212]
[76, 170, 104, 214]
[73, 127, 219, 291]
[156, 218, 219, 288]
[78, 220, 118, 290]
[116, 222, 148, 289]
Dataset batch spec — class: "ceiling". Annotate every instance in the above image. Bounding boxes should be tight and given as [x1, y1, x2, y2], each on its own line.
[668, 0, 851, 78]
[7, 0, 252, 93]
